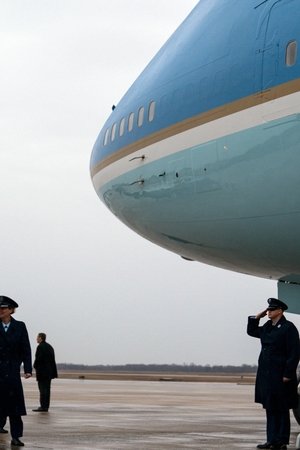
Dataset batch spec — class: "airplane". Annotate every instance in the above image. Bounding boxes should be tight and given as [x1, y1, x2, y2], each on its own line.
[90, 0, 300, 315]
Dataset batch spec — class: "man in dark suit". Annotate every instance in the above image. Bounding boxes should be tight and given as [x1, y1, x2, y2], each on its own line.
[32, 332, 57, 412]
[0, 295, 32, 447]
[247, 298, 300, 450]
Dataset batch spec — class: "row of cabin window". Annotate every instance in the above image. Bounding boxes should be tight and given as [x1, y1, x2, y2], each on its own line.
[103, 40, 297, 147]
[103, 100, 156, 146]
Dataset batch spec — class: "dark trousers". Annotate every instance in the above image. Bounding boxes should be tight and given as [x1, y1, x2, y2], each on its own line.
[9, 416, 23, 439]
[38, 379, 51, 410]
[266, 409, 290, 445]
[0, 416, 23, 438]
[0, 416, 6, 428]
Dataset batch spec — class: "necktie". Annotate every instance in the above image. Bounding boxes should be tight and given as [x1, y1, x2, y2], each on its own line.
[4, 325, 8, 332]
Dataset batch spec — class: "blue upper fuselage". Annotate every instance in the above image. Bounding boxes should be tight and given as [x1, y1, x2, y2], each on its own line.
[90, 0, 300, 169]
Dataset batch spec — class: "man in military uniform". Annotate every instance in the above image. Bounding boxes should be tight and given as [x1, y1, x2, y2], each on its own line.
[0, 296, 32, 447]
[247, 298, 300, 450]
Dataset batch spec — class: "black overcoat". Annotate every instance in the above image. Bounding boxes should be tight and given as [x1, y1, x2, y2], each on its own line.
[0, 317, 32, 416]
[33, 341, 57, 381]
[247, 315, 300, 410]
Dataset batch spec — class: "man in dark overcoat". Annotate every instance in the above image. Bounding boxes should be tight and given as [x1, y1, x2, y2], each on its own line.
[247, 298, 300, 450]
[0, 295, 32, 447]
[32, 332, 57, 412]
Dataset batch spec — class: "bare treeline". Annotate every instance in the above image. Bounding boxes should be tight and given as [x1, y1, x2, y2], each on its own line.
[57, 363, 257, 373]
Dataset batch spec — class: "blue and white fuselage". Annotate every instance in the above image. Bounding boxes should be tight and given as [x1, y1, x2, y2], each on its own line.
[90, 0, 300, 311]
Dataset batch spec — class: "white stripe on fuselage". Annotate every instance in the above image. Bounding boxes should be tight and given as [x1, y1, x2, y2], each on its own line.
[92, 91, 300, 190]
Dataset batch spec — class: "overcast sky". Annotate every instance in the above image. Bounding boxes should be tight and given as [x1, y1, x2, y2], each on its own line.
[1, 0, 299, 367]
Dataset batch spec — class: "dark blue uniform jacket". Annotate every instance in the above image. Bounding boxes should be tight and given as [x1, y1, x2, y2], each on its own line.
[0, 317, 32, 416]
[247, 315, 300, 410]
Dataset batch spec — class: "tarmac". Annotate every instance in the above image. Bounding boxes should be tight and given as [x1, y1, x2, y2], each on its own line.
[0, 377, 299, 450]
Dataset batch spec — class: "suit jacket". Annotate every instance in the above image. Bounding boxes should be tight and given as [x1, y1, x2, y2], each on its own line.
[247, 315, 300, 410]
[34, 341, 57, 381]
[0, 317, 32, 416]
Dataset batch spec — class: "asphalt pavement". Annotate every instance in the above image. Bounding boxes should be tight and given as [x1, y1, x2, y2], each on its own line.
[0, 378, 299, 450]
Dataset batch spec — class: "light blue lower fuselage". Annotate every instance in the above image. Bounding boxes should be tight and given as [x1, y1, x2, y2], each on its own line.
[100, 111, 300, 278]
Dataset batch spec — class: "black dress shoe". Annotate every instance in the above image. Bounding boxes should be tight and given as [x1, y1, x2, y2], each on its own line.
[0, 427, 8, 433]
[11, 438, 24, 446]
[32, 407, 48, 412]
[257, 444, 272, 449]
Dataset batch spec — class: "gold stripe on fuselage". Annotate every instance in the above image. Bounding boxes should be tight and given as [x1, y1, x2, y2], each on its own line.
[91, 78, 300, 178]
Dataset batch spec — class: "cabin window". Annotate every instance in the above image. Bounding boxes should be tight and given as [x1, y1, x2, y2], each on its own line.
[103, 128, 110, 146]
[138, 107, 144, 127]
[148, 101, 155, 122]
[286, 40, 297, 66]
[119, 117, 125, 137]
[128, 112, 134, 132]
[111, 123, 117, 142]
